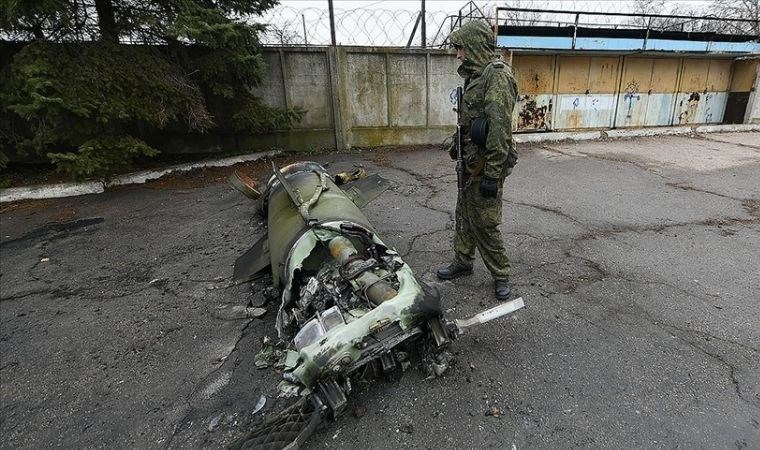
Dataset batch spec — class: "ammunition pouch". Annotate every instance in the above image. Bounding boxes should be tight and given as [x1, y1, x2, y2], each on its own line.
[470, 117, 488, 147]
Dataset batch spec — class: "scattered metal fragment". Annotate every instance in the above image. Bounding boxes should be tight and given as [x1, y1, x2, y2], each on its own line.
[228, 170, 261, 200]
[247, 307, 267, 318]
[485, 405, 503, 417]
[277, 381, 301, 398]
[333, 165, 367, 185]
[230, 397, 320, 450]
[208, 413, 224, 432]
[283, 350, 300, 370]
[252, 395, 267, 415]
[254, 338, 275, 369]
[455, 298, 525, 332]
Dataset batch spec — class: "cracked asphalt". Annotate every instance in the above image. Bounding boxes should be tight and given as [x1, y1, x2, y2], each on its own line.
[1, 132, 759, 449]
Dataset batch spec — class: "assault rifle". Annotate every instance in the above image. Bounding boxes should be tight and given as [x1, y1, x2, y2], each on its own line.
[455, 86, 464, 199]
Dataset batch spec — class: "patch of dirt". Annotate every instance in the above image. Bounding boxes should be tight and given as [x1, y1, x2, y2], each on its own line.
[369, 145, 437, 168]
[0, 152, 263, 189]
[0, 199, 55, 214]
[742, 199, 760, 219]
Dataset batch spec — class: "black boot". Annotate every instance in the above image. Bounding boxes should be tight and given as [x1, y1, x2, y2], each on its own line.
[436, 262, 473, 280]
[494, 279, 511, 300]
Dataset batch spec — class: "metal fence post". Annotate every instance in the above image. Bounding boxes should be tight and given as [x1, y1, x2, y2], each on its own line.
[328, 0, 336, 46]
[572, 13, 579, 49]
[421, 0, 426, 48]
[302, 14, 308, 45]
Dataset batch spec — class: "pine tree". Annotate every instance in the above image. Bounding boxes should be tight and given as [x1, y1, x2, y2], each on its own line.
[0, 0, 300, 178]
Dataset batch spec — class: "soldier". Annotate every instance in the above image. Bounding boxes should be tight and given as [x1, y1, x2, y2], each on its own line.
[437, 20, 518, 301]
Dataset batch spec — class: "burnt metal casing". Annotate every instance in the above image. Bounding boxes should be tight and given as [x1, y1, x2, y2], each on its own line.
[264, 163, 375, 287]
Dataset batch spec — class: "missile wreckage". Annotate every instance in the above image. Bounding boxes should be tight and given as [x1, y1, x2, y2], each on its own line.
[227, 161, 524, 448]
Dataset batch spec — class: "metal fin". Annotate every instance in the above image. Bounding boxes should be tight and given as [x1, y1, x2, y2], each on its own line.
[228, 170, 261, 200]
[232, 236, 270, 284]
[272, 162, 303, 208]
[341, 174, 391, 208]
[454, 297, 524, 332]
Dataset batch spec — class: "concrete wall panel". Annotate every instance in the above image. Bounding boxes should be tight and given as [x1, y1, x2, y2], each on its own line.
[351, 127, 451, 147]
[347, 53, 388, 128]
[253, 52, 286, 109]
[284, 51, 332, 129]
[428, 54, 459, 127]
[388, 54, 427, 127]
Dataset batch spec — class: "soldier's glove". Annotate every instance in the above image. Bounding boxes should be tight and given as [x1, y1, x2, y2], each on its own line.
[445, 132, 459, 160]
[479, 176, 499, 198]
[448, 141, 458, 161]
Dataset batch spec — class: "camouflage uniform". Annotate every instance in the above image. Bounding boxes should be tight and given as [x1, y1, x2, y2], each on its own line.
[448, 21, 518, 281]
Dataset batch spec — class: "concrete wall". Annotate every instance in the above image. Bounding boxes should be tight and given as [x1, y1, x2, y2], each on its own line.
[250, 46, 459, 151]
[164, 50, 757, 155]
[252, 48, 758, 153]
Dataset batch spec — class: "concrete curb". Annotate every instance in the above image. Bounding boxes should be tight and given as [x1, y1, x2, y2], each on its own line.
[513, 123, 760, 144]
[0, 182, 105, 203]
[2, 125, 759, 203]
[1, 150, 279, 203]
[105, 150, 280, 187]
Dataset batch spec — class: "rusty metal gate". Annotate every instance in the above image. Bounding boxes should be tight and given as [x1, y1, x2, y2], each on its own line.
[511, 54, 756, 131]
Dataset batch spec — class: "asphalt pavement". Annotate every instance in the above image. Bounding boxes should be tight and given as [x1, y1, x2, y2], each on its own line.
[1, 132, 759, 449]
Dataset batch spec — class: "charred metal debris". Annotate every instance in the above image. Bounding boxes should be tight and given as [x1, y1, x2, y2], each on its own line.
[226, 162, 524, 449]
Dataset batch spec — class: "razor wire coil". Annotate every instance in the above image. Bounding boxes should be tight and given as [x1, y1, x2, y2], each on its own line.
[257, 1, 756, 48]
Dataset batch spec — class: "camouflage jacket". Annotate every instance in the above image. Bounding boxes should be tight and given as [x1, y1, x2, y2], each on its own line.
[449, 21, 518, 179]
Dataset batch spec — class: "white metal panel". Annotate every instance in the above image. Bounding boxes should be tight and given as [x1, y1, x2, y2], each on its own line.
[615, 91, 647, 127]
[673, 91, 728, 125]
[615, 93, 677, 128]
[645, 94, 676, 126]
[703, 92, 728, 124]
[555, 94, 616, 129]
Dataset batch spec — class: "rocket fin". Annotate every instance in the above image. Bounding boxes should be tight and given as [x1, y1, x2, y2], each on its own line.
[233, 236, 271, 284]
[341, 174, 391, 208]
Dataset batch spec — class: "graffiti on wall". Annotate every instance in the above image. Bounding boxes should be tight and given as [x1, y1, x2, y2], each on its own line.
[623, 81, 641, 119]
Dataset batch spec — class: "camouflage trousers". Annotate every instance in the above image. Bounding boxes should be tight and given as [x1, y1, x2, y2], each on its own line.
[453, 176, 511, 281]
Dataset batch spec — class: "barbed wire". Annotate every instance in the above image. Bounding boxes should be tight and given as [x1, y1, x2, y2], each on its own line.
[255, 1, 758, 48]
[256, 6, 455, 47]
